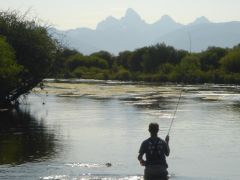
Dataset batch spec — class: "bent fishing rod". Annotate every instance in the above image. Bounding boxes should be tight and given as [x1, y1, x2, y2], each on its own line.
[167, 89, 183, 136]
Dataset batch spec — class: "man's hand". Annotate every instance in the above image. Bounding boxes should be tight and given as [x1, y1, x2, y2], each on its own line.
[139, 159, 146, 166]
[165, 135, 170, 144]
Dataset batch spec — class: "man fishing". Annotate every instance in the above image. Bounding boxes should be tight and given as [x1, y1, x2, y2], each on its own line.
[138, 123, 170, 180]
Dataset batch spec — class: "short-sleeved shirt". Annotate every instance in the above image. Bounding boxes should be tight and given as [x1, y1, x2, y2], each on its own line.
[139, 137, 169, 167]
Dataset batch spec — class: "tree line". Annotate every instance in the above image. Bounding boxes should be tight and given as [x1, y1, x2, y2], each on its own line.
[53, 44, 240, 84]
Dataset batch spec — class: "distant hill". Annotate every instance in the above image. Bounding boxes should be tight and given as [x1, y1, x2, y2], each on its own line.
[50, 8, 240, 54]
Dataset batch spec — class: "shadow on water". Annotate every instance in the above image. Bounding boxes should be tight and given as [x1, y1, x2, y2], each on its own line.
[0, 108, 58, 165]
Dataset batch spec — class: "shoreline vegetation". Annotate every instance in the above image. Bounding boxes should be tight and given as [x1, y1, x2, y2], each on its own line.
[52, 44, 240, 85]
[1, 10, 240, 108]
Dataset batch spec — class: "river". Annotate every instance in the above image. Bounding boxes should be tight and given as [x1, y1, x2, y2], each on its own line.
[0, 80, 240, 180]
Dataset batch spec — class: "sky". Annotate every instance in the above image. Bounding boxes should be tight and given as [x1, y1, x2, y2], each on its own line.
[1, 0, 240, 30]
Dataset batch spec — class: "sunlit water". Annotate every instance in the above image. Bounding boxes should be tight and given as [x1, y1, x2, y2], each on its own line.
[0, 80, 240, 180]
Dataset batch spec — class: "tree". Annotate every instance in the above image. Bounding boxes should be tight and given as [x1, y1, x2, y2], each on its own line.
[200, 47, 227, 70]
[49, 48, 80, 78]
[66, 53, 86, 71]
[90, 51, 114, 68]
[128, 48, 146, 71]
[0, 11, 60, 107]
[0, 36, 23, 106]
[178, 55, 202, 83]
[116, 50, 132, 69]
[220, 48, 240, 73]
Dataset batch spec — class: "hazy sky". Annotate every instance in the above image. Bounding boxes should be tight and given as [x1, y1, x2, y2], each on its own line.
[1, 0, 240, 30]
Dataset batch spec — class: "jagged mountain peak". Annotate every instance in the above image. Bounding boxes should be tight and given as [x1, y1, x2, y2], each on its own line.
[97, 8, 145, 30]
[152, 15, 183, 34]
[106, 16, 118, 21]
[122, 8, 143, 22]
[125, 8, 140, 18]
[160, 15, 175, 23]
[154, 15, 181, 27]
[191, 16, 211, 25]
[96, 16, 119, 30]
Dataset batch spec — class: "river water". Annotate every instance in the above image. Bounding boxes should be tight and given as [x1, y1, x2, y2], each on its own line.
[0, 80, 240, 180]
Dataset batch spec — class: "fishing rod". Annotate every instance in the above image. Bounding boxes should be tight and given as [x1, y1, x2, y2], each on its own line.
[167, 89, 183, 136]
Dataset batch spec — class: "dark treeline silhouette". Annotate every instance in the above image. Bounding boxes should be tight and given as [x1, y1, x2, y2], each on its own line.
[52, 43, 240, 84]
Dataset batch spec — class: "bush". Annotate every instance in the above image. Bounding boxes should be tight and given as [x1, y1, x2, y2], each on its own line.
[115, 68, 131, 81]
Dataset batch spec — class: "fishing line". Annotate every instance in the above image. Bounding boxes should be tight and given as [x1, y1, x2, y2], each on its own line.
[167, 89, 183, 135]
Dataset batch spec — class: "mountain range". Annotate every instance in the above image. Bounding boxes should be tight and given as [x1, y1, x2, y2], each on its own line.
[51, 8, 240, 55]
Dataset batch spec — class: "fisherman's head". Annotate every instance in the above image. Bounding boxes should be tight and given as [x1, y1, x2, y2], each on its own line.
[148, 123, 159, 136]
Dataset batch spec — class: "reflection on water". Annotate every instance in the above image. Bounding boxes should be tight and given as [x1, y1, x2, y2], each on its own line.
[0, 109, 58, 165]
[0, 81, 240, 180]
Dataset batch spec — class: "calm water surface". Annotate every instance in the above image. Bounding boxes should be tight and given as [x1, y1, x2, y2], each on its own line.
[0, 81, 240, 180]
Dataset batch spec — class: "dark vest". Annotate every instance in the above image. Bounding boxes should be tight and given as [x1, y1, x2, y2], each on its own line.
[145, 137, 168, 167]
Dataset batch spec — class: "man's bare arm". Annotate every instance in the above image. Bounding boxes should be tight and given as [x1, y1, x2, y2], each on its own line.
[165, 135, 170, 156]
